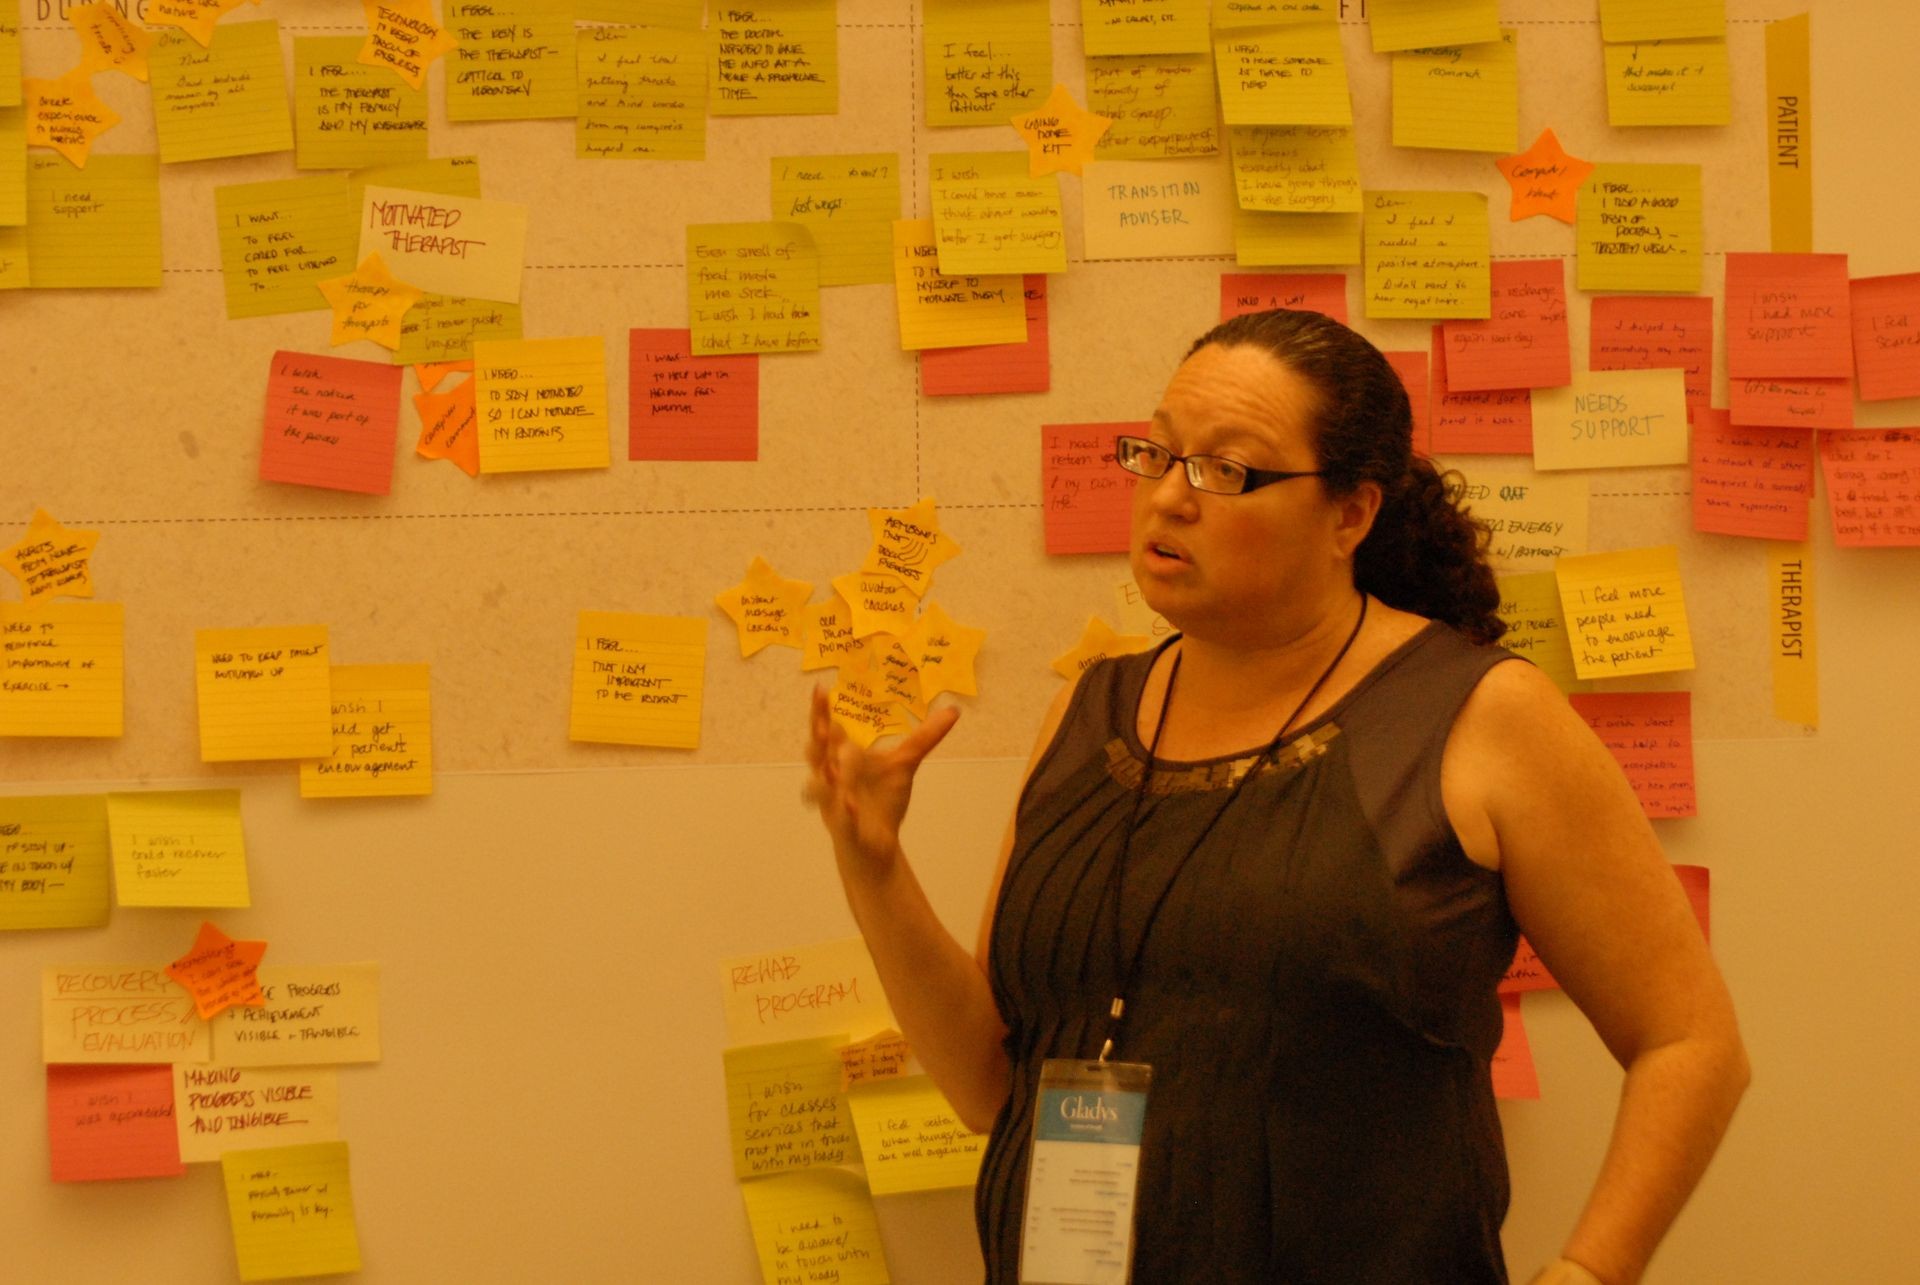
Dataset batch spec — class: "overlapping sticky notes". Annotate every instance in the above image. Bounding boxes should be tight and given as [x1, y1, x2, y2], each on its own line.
[1083, 156, 1238, 261]
[721, 936, 893, 1045]
[151, 23, 293, 163]
[443, 0, 577, 120]
[830, 669, 913, 747]
[1012, 83, 1111, 177]
[473, 336, 611, 473]
[1442, 259, 1570, 390]
[1555, 546, 1695, 679]
[0, 793, 109, 930]
[395, 293, 523, 366]
[24, 153, 162, 288]
[901, 603, 986, 706]
[1219, 272, 1348, 322]
[194, 626, 333, 762]
[716, 558, 814, 658]
[1429, 325, 1531, 453]
[1728, 375, 1850, 431]
[1454, 467, 1588, 572]
[107, 789, 249, 909]
[148, 0, 252, 48]
[771, 153, 899, 286]
[24, 69, 120, 166]
[71, 2, 158, 81]
[1575, 163, 1703, 294]
[1385, 350, 1431, 453]
[892, 218, 1026, 351]
[921, 275, 1050, 395]
[299, 664, 432, 798]
[1214, 21, 1352, 126]
[2, 507, 98, 603]
[1600, 0, 1726, 42]
[175, 1064, 340, 1163]
[1370, 0, 1498, 51]
[740, 1167, 890, 1285]
[1725, 252, 1853, 428]
[1086, 51, 1218, 160]
[167, 921, 268, 1021]
[1043, 424, 1140, 555]
[1495, 128, 1594, 225]
[1490, 993, 1539, 1100]
[580, 0, 704, 28]
[724, 1035, 858, 1179]
[923, 0, 1050, 126]
[570, 612, 708, 748]
[1228, 125, 1359, 213]
[1392, 31, 1518, 154]
[846, 1075, 988, 1194]
[1210, 1, 1339, 30]
[1850, 273, 1920, 402]
[316, 252, 424, 350]
[1052, 616, 1154, 680]
[577, 23, 707, 160]
[930, 151, 1067, 275]
[350, 153, 482, 200]
[710, 0, 839, 114]
[213, 176, 358, 318]
[1363, 191, 1490, 319]
[864, 497, 963, 597]
[799, 597, 869, 675]
[211, 964, 382, 1066]
[1589, 295, 1714, 422]
[260, 351, 405, 494]
[1568, 691, 1697, 819]
[1531, 369, 1689, 471]
[359, 0, 458, 90]
[629, 328, 759, 460]
[293, 36, 428, 171]
[1604, 40, 1730, 127]
[830, 571, 920, 641]
[838, 1029, 912, 1091]
[1690, 409, 1814, 541]
[1233, 206, 1361, 268]
[1818, 429, 1920, 548]
[413, 372, 478, 475]
[221, 1142, 362, 1282]
[688, 221, 822, 355]
[358, 184, 526, 304]
[1493, 571, 1582, 691]
[46, 1063, 185, 1182]
[1081, 0, 1208, 56]
[43, 964, 209, 1063]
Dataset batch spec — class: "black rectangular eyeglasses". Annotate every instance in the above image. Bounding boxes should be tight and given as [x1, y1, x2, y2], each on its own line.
[1113, 434, 1324, 496]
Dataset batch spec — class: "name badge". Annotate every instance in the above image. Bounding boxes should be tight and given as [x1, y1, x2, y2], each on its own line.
[1018, 1059, 1151, 1285]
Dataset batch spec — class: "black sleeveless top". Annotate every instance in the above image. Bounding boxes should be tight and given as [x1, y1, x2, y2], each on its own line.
[977, 623, 1522, 1283]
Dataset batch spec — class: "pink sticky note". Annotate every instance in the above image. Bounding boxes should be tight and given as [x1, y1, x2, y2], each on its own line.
[1728, 374, 1852, 430]
[922, 276, 1050, 396]
[259, 351, 405, 495]
[1384, 350, 1430, 457]
[1674, 864, 1710, 945]
[1690, 408, 1815, 541]
[1568, 691, 1697, 819]
[1724, 252, 1853, 380]
[1848, 273, 1920, 402]
[1500, 938, 1558, 995]
[1428, 326, 1531, 454]
[1819, 428, 1920, 547]
[1589, 295, 1714, 424]
[1441, 260, 1571, 392]
[1218, 272, 1348, 323]
[46, 1064, 185, 1182]
[1042, 423, 1140, 555]
[628, 328, 759, 461]
[1490, 993, 1539, 1100]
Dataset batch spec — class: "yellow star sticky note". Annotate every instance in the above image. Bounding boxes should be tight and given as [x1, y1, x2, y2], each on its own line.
[799, 596, 872, 674]
[360, 0, 459, 92]
[869, 635, 924, 714]
[832, 571, 922, 640]
[1, 508, 101, 603]
[830, 671, 912, 748]
[70, 2, 159, 81]
[413, 376, 480, 476]
[715, 556, 816, 657]
[1012, 83, 1112, 178]
[24, 71, 121, 168]
[863, 497, 962, 596]
[148, 0, 250, 48]
[1050, 616, 1153, 681]
[901, 602, 986, 705]
[1495, 128, 1595, 225]
[166, 920, 268, 1020]
[316, 252, 426, 351]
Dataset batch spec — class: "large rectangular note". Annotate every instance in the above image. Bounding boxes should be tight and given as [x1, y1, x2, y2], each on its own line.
[212, 963, 382, 1066]
[1043, 424, 1141, 555]
[1604, 39, 1731, 127]
[358, 185, 528, 305]
[221, 1142, 362, 1282]
[1576, 163, 1703, 294]
[1363, 191, 1490, 319]
[260, 352, 405, 495]
[1690, 409, 1814, 541]
[43, 964, 210, 1064]
[1391, 31, 1518, 153]
[24, 154, 162, 289]
[1214, 21, 1352, 126]
[299, 665, 433, 798]
[1555, 546, 1696, 680]
[1087, 52, 1219, 159]
[1724, 251, 1853, 380]
[444, 0, 577, 120]
[739, 1168, 891, 1285]
[151, 22, 293, 163]
[569, 612, 709, 748]
[214, 176, 356, 318]
[0, 601, 124, 738]
[771, 153, 899, 287]
[687, 221, 822, 355]
[46, 1063, 185, 1182]
[1083, 156, 1238, 261]
[1531, 368, 1690, 471]
[710, 0, 838, 116]
[194, 627, 333, 761]
[930, 151, 1067, 276]
[1818, 429, 1920, 548]
[175, 1064, 341, 1163]
[1451, 467, 1588, 572]
[576, 24, 707, 160]
[0, 793, 110, 931]
[107, 789, 250, 909]
[293, 36, 429, 170]
[721, 936, 894, 1046]
[473, 336, 611, 473]
[628, 328, 760, 460]
[845, 1075, 988, 1194]
[723, 1035, 858, 1179]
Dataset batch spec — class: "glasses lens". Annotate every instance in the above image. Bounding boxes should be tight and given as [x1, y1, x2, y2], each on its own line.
[1117, 438, 1168, 477]
[1190, 455, 1248, 494]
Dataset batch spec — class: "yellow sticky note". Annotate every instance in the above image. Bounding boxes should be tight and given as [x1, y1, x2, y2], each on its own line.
[1769, 542, 1816, 726]
[24, 153, 161, 289]
[25, 69, 120, 166]
[891, 218, 1026, 351]
[1531, 369, 1690, 471]
[577, 24, 707, 161]
[357, 0, 458, 90]
[473, 336, 611, 473]
[194, 626, 334, 762]
[846, 1074, 988, 1194]
[720, 936, 894, 1045]
[1, 507, 99, 604]
[579, 0, 702, 25]
[176, 1065, 341, 1162]
[1600, 0, 1726, 43]
[1114, 579, 1175, 640]
[1576, 163, 1703, 294]
[1212, 0, 1335, 26]
[211, 963, 382, 1066]
[1370, 0, 1499, 52]
[0, 601, 123, 737]
[358, 185, 527, 305]
[394, 293, 523, 366]
[294, 36, 429, 171]
[710, 0, 838, 116]
[831, 571, 921, 640]
[1052, 616, 1154, 680]
[1765, 15, 1811, 255]
[1494, 571, 1584, 692]
[863, 497, 963, 595]
[71, 3, 156, 81]
[569, 612, 707, 749]
[829, 671, 912, 748]
[221, 1142, 362, 1282]
[1233, 206, 1360, 266]
[924, 0, 1050, 127]
[1082, 0, 1209, 56]
[107, 789, 250, 909]
[315, 251, 424, 351]
[0, 794, 110, 931]
[724, 1035, 858, 1179]
[772, 153, 901, 287]
[213, 176, 359, 319]
[1363, 191, 1490, 318]
[1, 108, 24, 226]
[1214, 21, 1352, 127]
[740, 1168, 891, 1285]
[148, 0, 249, 48]
[798, 596, 869, 675]
[151, 22, 293, 163]
[1555, 547, 1695, 680]
[1604, 40, 1731, 127]
[1451, 468, 1589, 573]
[715, 557, 815, 658]
[0, 14, 17, 103]
[43, 964, 209, 1063]
[299, 664, 432, 798]
[1392, 30, 1518, 154]
[1229, 125, 1360, 213]
[687, 221, 823, 356]
[930, 151, 1067, 276]
[900, 603, 985, 703]
[1084, 156, 1239, 261]
[1087, 52, 1219, 160]
[443, 0, 577, 121]
[349, 154, 482, 200]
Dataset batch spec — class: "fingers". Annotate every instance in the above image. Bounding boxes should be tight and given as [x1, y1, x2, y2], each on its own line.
[894, 701, 961, 769]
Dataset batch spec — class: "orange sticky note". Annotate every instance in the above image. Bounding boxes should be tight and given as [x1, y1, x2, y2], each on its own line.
[1568, 691, 1696, 819]
[1011, 83, 1111, 177]
[1493, 128, 1593, 225]
[920, 276, 1051, 396]
[1728, 375, 1851, 431]
[627, 328, 759, 462]
[359, 0, 458, 90]
[1819, 429, 1920, 547]
[1690, 409, 1814, 541]
[166, 922, 268, 1020]
[316, 252, 425, 351]
[1441, 260, 1571, 391]
[1490, 993, 1539, 1100]
[260, 351, 405, 496]
[413, 359, 472, 394]
[1218, 272, 1348, 323]
[1847, 273, 1920, 402]
[413, 375, 480, 476]
[1, 508, 101, 604]
[1384, 350, 1431, 456]
[1042, 423, 1141, 555]
[1428, 327, 1531, 454]
[46, 1063, 185, 1182]
[1724, 252, 1853, 380]
[24, 70, 121, 168]
[1588, 295, 1714, 423]
[70, 3, 159, 81]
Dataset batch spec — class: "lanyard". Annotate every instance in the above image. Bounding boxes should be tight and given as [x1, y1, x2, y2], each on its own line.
[1096, 593, 1369, 1062]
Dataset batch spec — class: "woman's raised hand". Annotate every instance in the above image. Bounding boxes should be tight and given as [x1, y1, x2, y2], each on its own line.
[805, 684, 961, 883]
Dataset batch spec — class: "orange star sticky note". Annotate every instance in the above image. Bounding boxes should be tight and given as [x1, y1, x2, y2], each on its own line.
[862, 498, 962, 596]
[317, 252, 426, 351]
[1012, 83, 1112, 178]
[70, 2, 159, 81]
[1494, 128, 1595, 225]
[24, 71, 121, 168]
[166, 921, 268, 1020]
[715, 556, 815, 657]
[360, 0, 459, 91]
[413, 376, 479, 476]
[148, 0, 250, 48]
[414, 359, 473, 394]
[1050, 616, 1153, 681]
[1, 508, 101, 603]
[901, 602, 985, 704]
[832, 571, 922, 640]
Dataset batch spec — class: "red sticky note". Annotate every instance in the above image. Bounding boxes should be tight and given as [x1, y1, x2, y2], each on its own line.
[1589, 295, 1714, 424]
[1384, 350, 1430, 456]
[1728, 375, 1852, 430]
[1724, 252, 1853, 380]
[46, 1063, 185, 1182]
[1490, 993, 1539, 1100]
[1428, 326, 1531, 454]
[1568, 690, 1697, 819]
[1218, 272, 1348, 323]
[1689, 408, 1815, 541]
[1441, 260, 1571, 392]
[627, 328, 759, 461]
[1042, 423, 1141, 555]
[922, 275, 1050, 396]
[260, 352, 405, 495]
[166, 921, 268, 1020]
[1674, 864, 1710, 945]
[1500, 937, 1557, 995]
[1848, 273, 1920, 402]
[1819, 428, 1920, 547]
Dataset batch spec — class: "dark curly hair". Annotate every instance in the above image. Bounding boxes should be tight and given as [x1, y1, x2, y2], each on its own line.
[1187, 308, 1506, 644]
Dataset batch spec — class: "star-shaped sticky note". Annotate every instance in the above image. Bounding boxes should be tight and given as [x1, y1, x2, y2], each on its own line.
[148, 0, 251, 48]
[1050, 616, 1153, 681]
[862, 497, 962, 596]
[165, 921, 268, 1020]
[360, 0, 460, 91]
[829, 672, 912, 749]
[715, 556, 816, 657]
[1012, 83, 1112, 178]
[317, 252, 426, 351]
[832, 571, 922, 640]
[869, 635, 924, 713]
[414, 359, 473, 394]
[901, 602, 986, 704]
[1, 508, 102, 603]
[1495, 128, 1596, 225]
[24, 71, 122, 168]
[414, 377, 479, 476]
[70, 3, 159, 81]
[799, 596, 872, 674]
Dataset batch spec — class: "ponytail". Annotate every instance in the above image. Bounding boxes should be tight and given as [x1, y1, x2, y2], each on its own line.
[1355, 457, 1505, 644]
